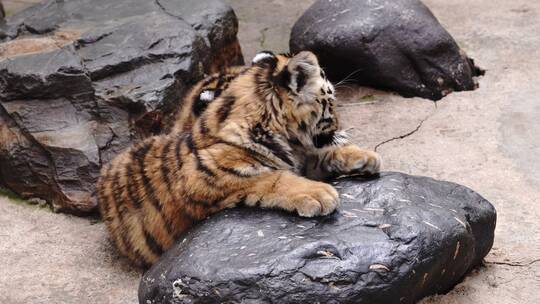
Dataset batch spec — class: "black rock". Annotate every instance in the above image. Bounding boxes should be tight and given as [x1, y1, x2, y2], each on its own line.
[0, 1, 5, 21]
[290, 0, 483, 101]
[139, 172, 496, 304]
[0, 0, 243, 213]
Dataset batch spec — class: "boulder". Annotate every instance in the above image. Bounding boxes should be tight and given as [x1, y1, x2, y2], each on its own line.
[0, 1, 4, 21]
[0, 0, 243, 214]
[139, 172, 496, 304]
[290, 0, 483, 101]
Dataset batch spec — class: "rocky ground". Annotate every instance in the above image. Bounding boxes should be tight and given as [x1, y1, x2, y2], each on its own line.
[1, 0, 539, 303]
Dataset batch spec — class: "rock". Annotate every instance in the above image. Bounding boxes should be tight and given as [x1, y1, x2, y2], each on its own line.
[0, 0, 243, 214]
[0, 1, 5, 21]
[139, 172, 496, 304]
[290, 0, 483, 101]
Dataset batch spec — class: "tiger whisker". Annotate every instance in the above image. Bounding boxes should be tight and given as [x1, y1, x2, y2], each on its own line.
[334, 68, 364, 87]
[335, 81, 356, 88]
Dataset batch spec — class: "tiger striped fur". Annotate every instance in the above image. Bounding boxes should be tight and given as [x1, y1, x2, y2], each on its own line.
[172, 65, 249, 134]
[97, 51, 382, 268]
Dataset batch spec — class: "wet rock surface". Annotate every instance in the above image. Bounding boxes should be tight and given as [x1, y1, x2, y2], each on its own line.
[0, 0, 243, 213]
[290, 0, 482, 101]
[0, 1, 5, 21]
[139, 172, 496, 304]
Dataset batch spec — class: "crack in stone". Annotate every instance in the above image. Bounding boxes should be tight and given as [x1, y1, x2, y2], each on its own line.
[154, 0, 183, 21]
[96, 126, 118, 166]
[485, 259, 540, 267]
[258, 27, 269, 48]
[374, 105, 436, 152]
[76, 31, 114, 48]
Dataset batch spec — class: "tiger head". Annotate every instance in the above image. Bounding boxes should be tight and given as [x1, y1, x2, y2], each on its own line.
[251, 50, 348, 151]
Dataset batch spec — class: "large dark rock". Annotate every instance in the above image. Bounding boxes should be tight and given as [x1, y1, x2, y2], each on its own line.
[139, 172, 496, 304]
[290, 0, 483, 101]
[0, 0, 243, 213]
[0, 1, 5, 21]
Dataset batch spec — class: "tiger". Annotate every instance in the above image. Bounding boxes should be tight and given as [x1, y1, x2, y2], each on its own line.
[97, 50, 382, 268]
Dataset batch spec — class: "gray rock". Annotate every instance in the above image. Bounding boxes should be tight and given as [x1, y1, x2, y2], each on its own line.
[139, 172, 496, 304]
[0, 0, 243, 213]
[0, 1, 5, 21]
[290, 0, 483, 101]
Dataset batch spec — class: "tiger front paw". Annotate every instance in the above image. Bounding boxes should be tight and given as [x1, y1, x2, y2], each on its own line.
[290, 181, 340, 217]
[332, 145, 382, 176]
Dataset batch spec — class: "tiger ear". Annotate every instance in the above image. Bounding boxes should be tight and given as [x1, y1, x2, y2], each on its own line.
[252, 51, 277, 68]
[287, 51, 319, 94]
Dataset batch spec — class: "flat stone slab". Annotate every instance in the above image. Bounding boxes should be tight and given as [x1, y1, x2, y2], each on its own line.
[139, 172, 496, 304]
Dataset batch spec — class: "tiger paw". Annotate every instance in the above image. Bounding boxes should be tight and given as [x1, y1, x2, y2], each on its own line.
[332, 145, 382, 176]
[291, 181, 340, 217]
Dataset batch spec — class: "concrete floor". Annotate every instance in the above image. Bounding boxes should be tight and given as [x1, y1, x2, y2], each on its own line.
[1, 0, 539, 303]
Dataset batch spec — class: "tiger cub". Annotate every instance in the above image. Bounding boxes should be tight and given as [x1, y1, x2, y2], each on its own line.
[97, 51, 381, 268]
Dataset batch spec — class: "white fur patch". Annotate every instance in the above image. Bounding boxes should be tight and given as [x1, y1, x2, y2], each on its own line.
[252, 52, 274, 64]
[199, 90, 215, 102]
[333, 130, 350, 146]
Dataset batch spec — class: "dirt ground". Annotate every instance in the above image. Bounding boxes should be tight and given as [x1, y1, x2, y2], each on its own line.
[1, 0, 539, 303]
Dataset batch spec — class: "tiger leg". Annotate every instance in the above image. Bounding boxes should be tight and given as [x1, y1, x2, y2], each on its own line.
[242, 170, 340, 217]
[305, 145, 382, 180]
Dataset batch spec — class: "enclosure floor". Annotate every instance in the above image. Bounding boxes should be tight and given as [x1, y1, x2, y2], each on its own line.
[1, 0, 539, 303]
